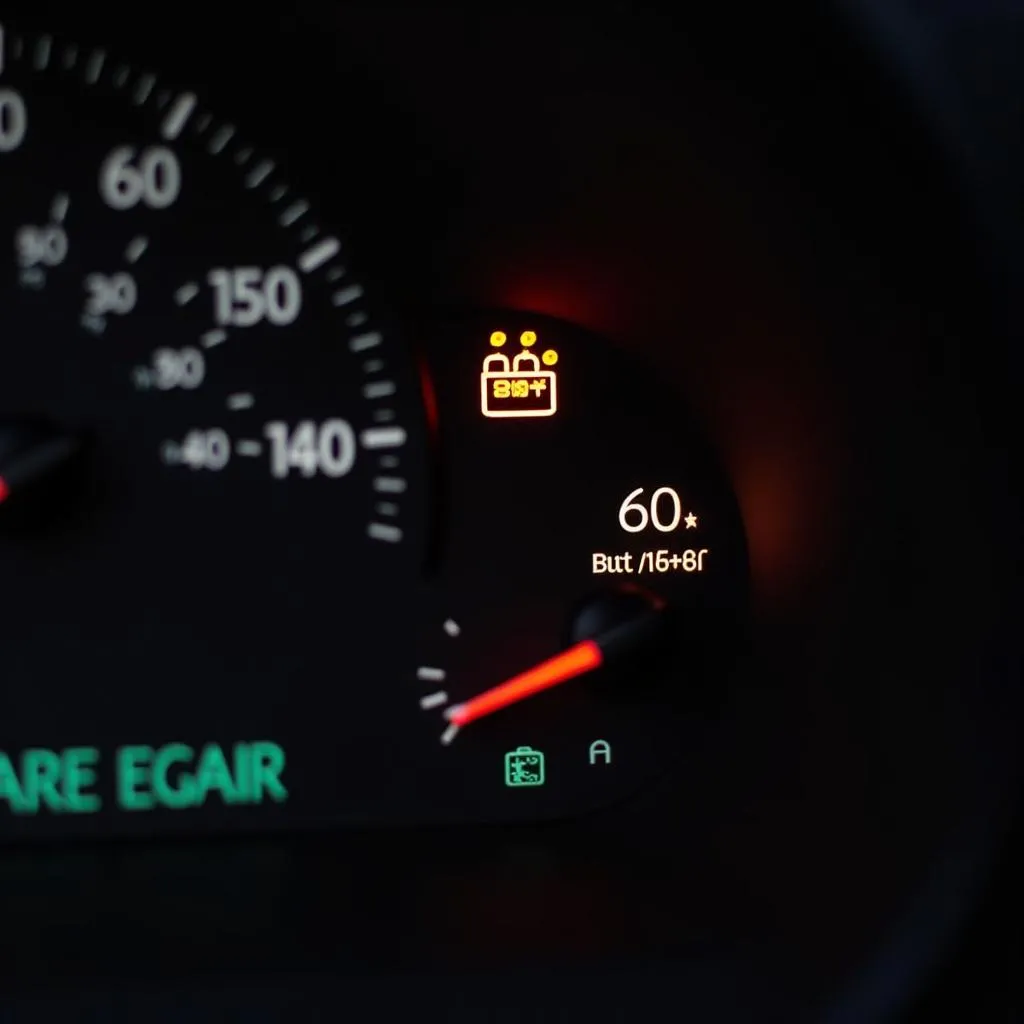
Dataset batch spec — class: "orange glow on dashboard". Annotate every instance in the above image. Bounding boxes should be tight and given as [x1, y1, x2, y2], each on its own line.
[485, 268, 841, 612]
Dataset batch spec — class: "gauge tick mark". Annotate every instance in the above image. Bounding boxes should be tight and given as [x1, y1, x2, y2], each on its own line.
[349, 331, 382, 353]
[279, 201, 309, 227]
[124, 236, 148, 264]
[133, 73, 157, 104]
[174, 282, 199, 306]
[332, 285, 363, 307]
[201, 329, 227, 348]
[50, 193, 70, 224]
[298, 237, 340, 273]
[245, 161, 274, 188]
[84, 49, 105, 84]
[360, 427, 406, 450]
[208, 124, 235, 154]
[33, 35, 52, 70]
[161, 92, 196, 140]
[363, 380, 396, 400]
[226, 393, 255, 411]
[420, 692, 448, 711]
[368, 522, 403, 543]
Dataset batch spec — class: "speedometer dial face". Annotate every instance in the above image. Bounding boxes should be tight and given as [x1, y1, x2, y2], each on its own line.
[0, 24, 429, 839]
[0, 23, 748, 840]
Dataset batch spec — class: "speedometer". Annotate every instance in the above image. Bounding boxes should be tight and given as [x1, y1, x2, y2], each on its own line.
[0, 20, 749, 840]
[0, 22, 429, 839]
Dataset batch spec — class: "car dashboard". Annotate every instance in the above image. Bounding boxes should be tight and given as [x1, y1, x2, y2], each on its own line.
[0, 3, 1020, 1020]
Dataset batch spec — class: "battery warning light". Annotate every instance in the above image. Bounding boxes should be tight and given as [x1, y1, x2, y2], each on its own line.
[481, 330, 559, 418]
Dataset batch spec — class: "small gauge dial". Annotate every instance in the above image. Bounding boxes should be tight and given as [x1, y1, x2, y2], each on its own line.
[411, 313, 748, 822]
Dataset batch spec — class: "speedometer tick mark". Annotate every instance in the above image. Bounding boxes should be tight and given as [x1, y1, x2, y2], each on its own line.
[420, 692, 448, 711]
[376, 502, 399, 517]
[201, 329, 228, 348]
[208, 124, 235, 154]
[360, 426, 407, 449]
[227, 393, 255, 411]
[279, 201, 309, 227]
[332, 284, 363, 306]
[349, 331, 382, 353]
[327, 267, 346, 282]
[417, 667, 446, 682]
[363, 359, 385, 374]
[298, 236, 340, 273]
[440, 724, 460, 746]
[235, 440, 263, 457]
[300, 225, 319, 243]
[50, 193, 70, 224]
[33, 35, 52, 70]
[444, 619, 461, 638]
[113, 65, 131, 87]
[269, 185, 287, 202]
[368, 522, 403, 543]
[347, 312, 369, 328]
[374, 476, 407, 494]
[133, 73, 156, 104]
[363, 380, 396, 400]
[174, 282, 199, 306]
[246, 161, 274, 188]
[124, 236, 149, 264]
[162, 92, 197, 140]
[84, 49, 106, 84]
[378, 456, 400, 469]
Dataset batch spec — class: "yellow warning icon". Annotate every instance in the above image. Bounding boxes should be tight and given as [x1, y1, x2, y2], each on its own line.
[480, 331, 558, 418]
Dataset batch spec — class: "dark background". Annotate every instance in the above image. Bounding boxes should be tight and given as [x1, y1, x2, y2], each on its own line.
[0, 2, 1019, 1020]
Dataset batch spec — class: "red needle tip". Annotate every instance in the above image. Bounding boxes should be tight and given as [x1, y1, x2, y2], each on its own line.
[446, 639, 604, 727]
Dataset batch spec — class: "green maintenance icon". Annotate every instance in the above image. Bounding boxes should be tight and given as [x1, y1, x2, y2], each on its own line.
[504, 746, 545, 787]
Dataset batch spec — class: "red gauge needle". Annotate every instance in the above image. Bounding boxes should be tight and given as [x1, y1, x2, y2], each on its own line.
[440, 591, 666, 743]
[445, 640, 604, 730]
[0, 423, 82, 509]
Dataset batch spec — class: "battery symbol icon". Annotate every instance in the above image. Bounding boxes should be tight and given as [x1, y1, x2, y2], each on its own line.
[504, 746, 546, 787]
